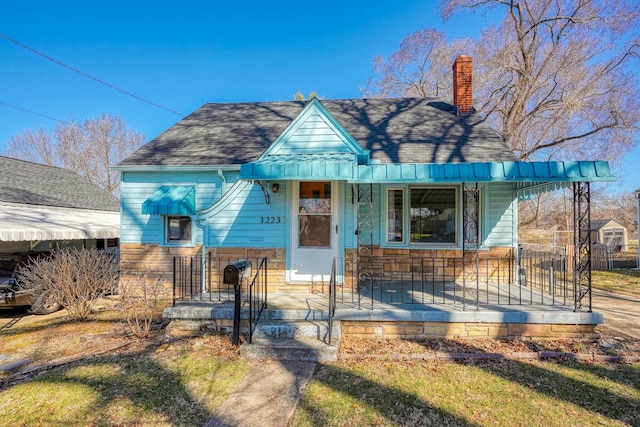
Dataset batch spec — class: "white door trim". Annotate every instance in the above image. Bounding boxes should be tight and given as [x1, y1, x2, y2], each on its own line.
[288, 181, 339, 283]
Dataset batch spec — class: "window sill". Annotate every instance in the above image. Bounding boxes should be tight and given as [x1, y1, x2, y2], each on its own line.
[162, 242, 196, 248]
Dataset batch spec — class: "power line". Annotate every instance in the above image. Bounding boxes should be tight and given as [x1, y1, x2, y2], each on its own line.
[0, 100, 142, 145]
[0, 100, 72, 126]
[1, 33, 184, 117]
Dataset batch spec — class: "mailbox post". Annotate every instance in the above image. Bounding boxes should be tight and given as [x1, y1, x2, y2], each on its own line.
[223, 259, 252, 346]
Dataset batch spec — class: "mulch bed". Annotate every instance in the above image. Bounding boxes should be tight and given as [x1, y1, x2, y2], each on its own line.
[339, 326, 640, 363]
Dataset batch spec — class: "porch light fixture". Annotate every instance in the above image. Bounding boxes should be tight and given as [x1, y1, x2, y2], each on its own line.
[271, 183, 280, 193]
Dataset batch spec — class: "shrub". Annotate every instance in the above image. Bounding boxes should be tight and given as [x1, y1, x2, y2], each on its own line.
[16, 248, 119, 320]
[119, 269, 167, 338]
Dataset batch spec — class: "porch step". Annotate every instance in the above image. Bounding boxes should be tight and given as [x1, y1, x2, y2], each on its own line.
[239, 320, 341, 362]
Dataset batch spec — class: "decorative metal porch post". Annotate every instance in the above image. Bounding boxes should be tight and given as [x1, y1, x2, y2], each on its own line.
[573, 181, 592, 312]
[462, 183, 480, 310]
[356, 183, 374, 309]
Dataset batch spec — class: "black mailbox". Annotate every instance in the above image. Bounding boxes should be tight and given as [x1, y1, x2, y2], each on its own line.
[223, 259, 252, 285]
[224, 259, 252, 346]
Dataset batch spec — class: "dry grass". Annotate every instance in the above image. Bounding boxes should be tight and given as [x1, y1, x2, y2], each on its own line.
[593, 269, 640, 298]
[0, 305, 252, 426]
[2, 296, 640, 426]
[293, 358, 640, 426]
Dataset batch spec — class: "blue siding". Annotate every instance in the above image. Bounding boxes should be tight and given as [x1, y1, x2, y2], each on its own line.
[483, 182, 517, 247]
[207, 182, 288, 247]
[270, 111, 358, 155]
[120, 171, 227, 244]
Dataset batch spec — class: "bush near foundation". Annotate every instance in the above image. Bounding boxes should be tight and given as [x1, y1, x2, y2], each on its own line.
[119, 269, 168, 338]
[16, 248, 119, 320]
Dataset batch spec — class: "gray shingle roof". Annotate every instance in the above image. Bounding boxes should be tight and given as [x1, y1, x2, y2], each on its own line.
[0, 156, 120, 212]
[118, 97, 517, 167]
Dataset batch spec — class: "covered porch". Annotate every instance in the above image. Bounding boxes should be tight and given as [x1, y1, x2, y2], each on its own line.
[164, 246, 602, 345]
[164, 159, 614, 347]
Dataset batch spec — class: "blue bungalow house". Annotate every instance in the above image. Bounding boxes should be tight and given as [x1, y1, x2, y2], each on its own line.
[115, 57, 614, 344]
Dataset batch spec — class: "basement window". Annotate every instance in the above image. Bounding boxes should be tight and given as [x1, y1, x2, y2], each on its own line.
[166, 216, 192, 244]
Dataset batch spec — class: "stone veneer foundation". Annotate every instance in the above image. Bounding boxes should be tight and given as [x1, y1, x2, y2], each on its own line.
[120, 243, 517, 297]
[340, 321, 598, 341]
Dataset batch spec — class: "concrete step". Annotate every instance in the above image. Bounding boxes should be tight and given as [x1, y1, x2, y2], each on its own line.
[253, 319, 339, 340]
[240, 336, 339, 362]
[239, 320, 341, 362]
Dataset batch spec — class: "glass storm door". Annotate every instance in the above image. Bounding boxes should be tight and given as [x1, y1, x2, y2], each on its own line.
[289, 181, 338, 282]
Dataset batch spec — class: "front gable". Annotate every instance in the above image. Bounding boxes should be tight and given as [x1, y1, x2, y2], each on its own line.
[261, 98, 364, 158]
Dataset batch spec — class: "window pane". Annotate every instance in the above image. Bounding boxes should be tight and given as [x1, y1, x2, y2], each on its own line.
[298, 182, 331, 247]
[410, 188, 456, 244]
[168, 217, 191, 242]
[299, 182, 331, 214]
[387, 189, 404, 243]
[299, 215, 331, 247]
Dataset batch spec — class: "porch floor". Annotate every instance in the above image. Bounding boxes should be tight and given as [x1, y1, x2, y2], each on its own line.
[166, 281, 603, 326]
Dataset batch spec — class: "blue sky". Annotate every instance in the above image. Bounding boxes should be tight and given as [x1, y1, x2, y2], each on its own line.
[1, 1, 637, 193]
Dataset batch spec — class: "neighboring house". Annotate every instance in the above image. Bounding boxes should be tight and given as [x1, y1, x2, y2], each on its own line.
[590, 219, 629, 250]
[0, 156, 120, 255]
[115, 56, 614, 304]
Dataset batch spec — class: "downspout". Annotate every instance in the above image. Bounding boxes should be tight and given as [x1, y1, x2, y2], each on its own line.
[195, 219, 208, 294]
[218, 170, 227, 196]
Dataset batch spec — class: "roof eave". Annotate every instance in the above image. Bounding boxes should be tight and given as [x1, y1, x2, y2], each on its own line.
[111, 164, 241, 172]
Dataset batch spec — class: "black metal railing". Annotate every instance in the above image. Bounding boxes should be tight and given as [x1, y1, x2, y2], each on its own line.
[327, 257, 338, 345]
[247, 257, 268, 344]
[332, 248, 589, 311]
[173, 253, 266, 304]
[173, 254, 268, 343]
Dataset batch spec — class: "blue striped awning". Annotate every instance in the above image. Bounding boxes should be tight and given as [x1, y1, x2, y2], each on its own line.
[240, 153, 356, 180]
[351, 161, 615, 184]
[142, 186, 196, 215]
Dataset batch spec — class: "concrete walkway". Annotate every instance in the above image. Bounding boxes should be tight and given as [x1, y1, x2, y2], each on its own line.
[592, 289, 640, 339]
[204, 361, 316, 427]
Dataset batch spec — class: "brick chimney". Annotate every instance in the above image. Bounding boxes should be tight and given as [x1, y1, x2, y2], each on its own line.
[453, 55, 473, 114]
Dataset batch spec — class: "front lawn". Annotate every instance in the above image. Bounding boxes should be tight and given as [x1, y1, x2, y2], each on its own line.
[0, 308, 251, 426]
[293, 359, 640, 426]
[2, 298, 640, 426]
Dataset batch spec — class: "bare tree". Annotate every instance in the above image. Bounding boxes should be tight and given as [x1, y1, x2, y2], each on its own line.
[3, 114, 144, 195]
[362, 29, 473, 98]
[366, 0, 640, 164]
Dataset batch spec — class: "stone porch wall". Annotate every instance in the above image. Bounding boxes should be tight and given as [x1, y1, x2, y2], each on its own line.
[119, 243, 202, 299]
[205, 247, 287, 291]
[120, 243, 517, 297]
[343, 246, 515, 289]
[119, 243, 288, 297]
[341, 321, 598, 341]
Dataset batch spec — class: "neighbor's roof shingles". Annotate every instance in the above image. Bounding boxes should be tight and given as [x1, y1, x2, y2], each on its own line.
[118, 98, 518, 167]
[0, 156, 120, 212]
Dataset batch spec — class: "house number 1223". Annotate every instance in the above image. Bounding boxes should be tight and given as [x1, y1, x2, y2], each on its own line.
[261, 216, 283, 224]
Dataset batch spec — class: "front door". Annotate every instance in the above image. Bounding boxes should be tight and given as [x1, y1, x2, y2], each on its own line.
[289, 181, 339, 282]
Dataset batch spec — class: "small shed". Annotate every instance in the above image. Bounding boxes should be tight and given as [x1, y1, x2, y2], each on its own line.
[590, 219, 628, 250]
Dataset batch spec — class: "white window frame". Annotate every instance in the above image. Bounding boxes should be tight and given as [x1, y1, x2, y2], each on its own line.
[383, 185, 483, 248]
[385, 187, 406, 244]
